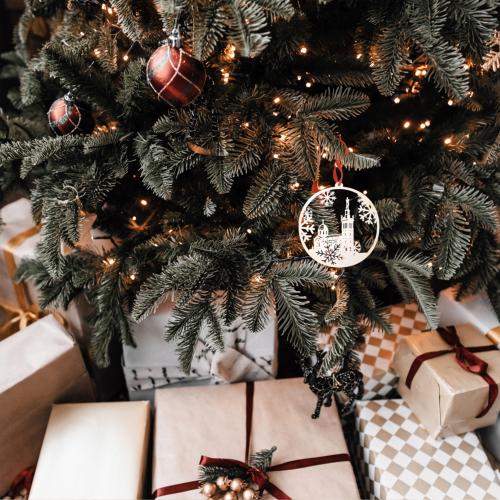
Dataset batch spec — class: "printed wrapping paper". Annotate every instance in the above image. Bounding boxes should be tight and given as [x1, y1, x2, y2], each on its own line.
[319, 303, 428, 399]
[438, 288, 500, 347]
[153, 378, 360, 499]
[29, 401, 150, 499]
[355, 399, 500, 499]
[123, 297, 278, 394]
[391, 324, 500, 438]
[0, 198, 95, 341]
[0, 315, 94, 495]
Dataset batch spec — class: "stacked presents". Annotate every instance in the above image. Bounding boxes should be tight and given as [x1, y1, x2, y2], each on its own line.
[351, 291, 500, 498]
[0, 197, 499, 498]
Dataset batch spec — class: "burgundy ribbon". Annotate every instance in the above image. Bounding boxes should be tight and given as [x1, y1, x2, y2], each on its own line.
[153, 381, 350, 498]
[405, 326, 498, 418]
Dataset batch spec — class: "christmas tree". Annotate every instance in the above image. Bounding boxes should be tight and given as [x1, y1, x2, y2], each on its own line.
[0, 0, 498, 383]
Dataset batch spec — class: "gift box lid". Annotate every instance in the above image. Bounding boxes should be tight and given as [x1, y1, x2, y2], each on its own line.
[398, 324, 500, 396]
[0, 315, 76, 393]
[29, 401, 151, 500]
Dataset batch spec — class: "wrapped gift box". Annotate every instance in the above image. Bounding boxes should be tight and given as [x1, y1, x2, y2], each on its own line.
[438, 288, 500, 347]
[319, 303, 428, 400]
[355, 399, 500, 499]
[124, 297, 278, 397]
[0, 198, 101, 341]
[29, 401, 150, 499]
[392, 324, 500, 438]
[0, 315, 94, 495]
[153, 378, 360, 499]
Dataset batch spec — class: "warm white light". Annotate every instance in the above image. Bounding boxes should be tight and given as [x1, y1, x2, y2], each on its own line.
[246, 228, 252, 234]
[393, 97, 400, 104]
[243, 122, 249, 128]
[273, 97, 281, 104]
[356, 53, 362, 60]
[420, 123, 426, 129]
[297, 75, 302, 81]
[403, 121, 411, 129]
[107, 7, 113, 15]
[305, 82, 312, 88]
[444, 137, 452, 145]
[130, 274, 136, 280]
[424, 120, 431, 126]
[140, 199, 148, 206]
[300, 46, 307, 54]
[447, 99, 453, 106]
[273, 153, 279, 159]
[132, 216, 137, 221]
[348, 147, 354, 153]
[123, 54, 129, 61]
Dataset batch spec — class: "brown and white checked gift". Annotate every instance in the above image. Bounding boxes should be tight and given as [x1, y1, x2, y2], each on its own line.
[319, 303, 428, 399]
[355, 399, 500, 499]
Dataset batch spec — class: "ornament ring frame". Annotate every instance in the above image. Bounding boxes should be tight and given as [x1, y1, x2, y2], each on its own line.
[299, 185, 380, 268]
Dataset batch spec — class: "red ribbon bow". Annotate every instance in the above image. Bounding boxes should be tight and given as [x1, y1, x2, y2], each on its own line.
[405, 326, 498, 418]
[152, 382, 350, 499]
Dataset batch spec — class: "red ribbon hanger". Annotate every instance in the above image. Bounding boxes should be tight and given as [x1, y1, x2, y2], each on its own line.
[312, 136, 349, 192]
[405, 326, 498, 418]
[152, 382, 350, 499]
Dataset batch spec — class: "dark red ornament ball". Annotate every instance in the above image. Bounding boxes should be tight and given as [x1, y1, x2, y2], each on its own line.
[47, 94, 94, 135]
[146, 45, 206, 106]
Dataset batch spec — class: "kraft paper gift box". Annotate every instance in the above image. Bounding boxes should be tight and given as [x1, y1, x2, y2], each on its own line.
[391, 324, 500, 438]
[0, 198, 95, 341]
[29, 401, 150, 500]
[438, 288, 500, 347]
[319, 302, 428, 400]
[153, 377, 360, 499]
[355, 399, 500, 499]
[0, 314, 94, 495]
[123, 296, 278, 398]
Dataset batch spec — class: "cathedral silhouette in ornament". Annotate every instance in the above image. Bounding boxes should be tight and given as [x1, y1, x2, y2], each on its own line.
[313, 197, 357, 259]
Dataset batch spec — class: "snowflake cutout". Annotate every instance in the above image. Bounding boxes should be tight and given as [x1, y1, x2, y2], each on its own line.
[319, 190, 336, 207]
[300, 223, 315, 242]
[318, 244, 340, 265]
[303, 207, 314, 223]
[357, 198, 377, 225]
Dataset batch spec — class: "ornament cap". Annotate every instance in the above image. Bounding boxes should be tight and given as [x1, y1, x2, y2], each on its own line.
[168, 27, 182, 48]
[64, 92, 75, 104]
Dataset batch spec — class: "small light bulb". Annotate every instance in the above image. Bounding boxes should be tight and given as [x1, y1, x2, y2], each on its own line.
[297, 75, 302, 81]
[107, 7, 113, 15]
[300, 46, 307, 54]
[130, 274, 136, 280]
[305, 82, 312, 88]
[393, 97, 400, 104]
[422, 69, 427, 75]
[319, 185, 326, 190]
[363, 190, 367, 195]
[246, 228, 252, 234]
[420, 123, 426, 129]
[132, 216, 137, 221]
[140, 199, 148, 206]
[292, 182, 300, 189]
[447, 99, 453, 106]
[356, 53, 362, 60]
[101, 3, 106, 10]
[444, 137, 452, 145]
[243, 122, 249, 128]
[273, 153, 279, 159]
[273, 97, 281, 104]
[322, 152, 327, 158]
[348, 147, 354, 153]
[424, 120, 431, 126]
[403, 121, 411, 129]
[415, 69, 421, 76]
[123, 54, 129, 61]
[272, 111, 278, 116]
[80, 32, 85, 36]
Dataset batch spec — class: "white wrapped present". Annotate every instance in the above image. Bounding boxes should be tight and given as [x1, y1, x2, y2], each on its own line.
[123, 296, 278, 397]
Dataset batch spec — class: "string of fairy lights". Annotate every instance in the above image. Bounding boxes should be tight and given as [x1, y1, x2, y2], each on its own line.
[58, 4, 481, 279]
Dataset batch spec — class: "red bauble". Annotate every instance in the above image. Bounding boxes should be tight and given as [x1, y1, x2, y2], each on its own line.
[146, 40, 206, 106]
[47, 93, 94, 135]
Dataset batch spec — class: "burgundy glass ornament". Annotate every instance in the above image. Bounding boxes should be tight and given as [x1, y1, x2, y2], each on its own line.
[146, 29, 206, 106]
[47, 93, 94, 135]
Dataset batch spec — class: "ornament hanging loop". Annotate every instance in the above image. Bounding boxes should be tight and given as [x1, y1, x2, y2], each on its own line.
[332, 136, 350, 187]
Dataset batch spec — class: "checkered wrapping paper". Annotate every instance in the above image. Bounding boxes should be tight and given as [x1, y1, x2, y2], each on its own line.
[320, 303, 428, 400]
[356, 399, 500, 499]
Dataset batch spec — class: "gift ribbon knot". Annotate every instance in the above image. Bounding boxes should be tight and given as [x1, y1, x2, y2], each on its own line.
[405, 326, 498, 418]
[152, 382, 350, 499]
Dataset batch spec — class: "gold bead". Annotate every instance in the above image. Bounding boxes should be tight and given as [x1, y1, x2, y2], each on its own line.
[223, 492, 237, 500]
[242, 487, 259, 500]
[216, 476, 231, 491]
[230, 477, 246, 492]
[201, 482, 217, 497]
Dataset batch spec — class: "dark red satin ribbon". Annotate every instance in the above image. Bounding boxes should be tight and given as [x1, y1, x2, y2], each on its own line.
[405, 326, 498, 418]
[153, 382, 350, 498]
[7, 466, 35, 497]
